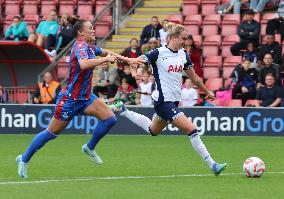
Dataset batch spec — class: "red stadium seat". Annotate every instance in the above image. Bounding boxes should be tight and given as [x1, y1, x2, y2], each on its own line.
[59, 0, 75, 16]
[192, 35, 203, 47]
[3, 15, 14, 34]
[223, 56, 242, 67]
[184, 14, 202, 35]
[203, 56, 222, 79]
[205, 78, 223, 91]
[201, 0, 219, 15]
[77, 1, 94, 16]
[24, 15, 40, 32]
[95, 16, 112, 37]
[222, 35, 240, 57]
[245, 99, 259, 107]
[168, 15, 183, 24]
[9, 92, 29, 104]
[226, 99, 242, 107]
[202, 14, 221, 36]
[182, 0, 200, 15]
[41, 0, 57, 16]
[261, 13, 276, 35]
[202, 35, 221, 57]
[223, 66, 235, 79]
[5, 0, 21, 16]
[221, 14, 240, 36]
[79, 15, 94, 21]
[57, 56, 69, 80]
[96, 1, 111, 16]
[23, 0, 39, 16]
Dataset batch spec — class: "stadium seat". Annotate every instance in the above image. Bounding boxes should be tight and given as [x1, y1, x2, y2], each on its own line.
[224, 78, 232, 88]
[96, 1, 111, 16]
[202, 35, 221, 57]
[3, 15, 14, 33]
[79, 15, 94, 21]
[202, 14, 221, 36]
[221, 14, 240, 36]
[168, 15, 183, 24]
[77, 1, 94, 16]
[9, 92, 29, 104]
[222, 35, 240, 57]
[205, 78, 223, 91]
[24, 15, 40, 32]
[223, 56, 242, 67]
[192, 35, 203, 47]
[223, 66, 235, 79]
[57, 56, 69, 80]
[182, 0, 200, 15]
[260, 13, 276, 35]
[5, 0, 21, 16]
[41, 0, 57, 16]
[23, 0, 39, 16]
[201, 0, 219, 15]
[184, 14, 202, 35]
[203, 56, 222, 79]
[95, 16, 112, 37]
[59, 0, 75, 16]
[226, 99, 242, 107]
[245, 99, 259, 107]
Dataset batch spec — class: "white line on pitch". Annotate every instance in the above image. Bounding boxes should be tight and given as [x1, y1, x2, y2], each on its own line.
[1, 171, 284, 185]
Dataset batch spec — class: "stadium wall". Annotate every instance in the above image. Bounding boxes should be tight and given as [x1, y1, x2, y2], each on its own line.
[0, 104, 284, 136]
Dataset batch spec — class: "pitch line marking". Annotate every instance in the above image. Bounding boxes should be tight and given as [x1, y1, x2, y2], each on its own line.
[1, 171, 284, 185]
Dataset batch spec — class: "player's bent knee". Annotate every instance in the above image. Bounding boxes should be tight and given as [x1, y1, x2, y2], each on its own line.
[149, 127, 159, 136]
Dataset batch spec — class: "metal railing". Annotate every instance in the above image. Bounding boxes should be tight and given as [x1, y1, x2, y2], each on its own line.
[3, 87, 36, 104]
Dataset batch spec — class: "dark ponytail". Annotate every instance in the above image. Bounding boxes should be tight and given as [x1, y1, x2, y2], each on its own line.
[68, 16, 87, 37]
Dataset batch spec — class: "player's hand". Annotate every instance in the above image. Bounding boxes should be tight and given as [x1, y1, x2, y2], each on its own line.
[205, 91, 216, 101]
[105, 53, 116, 63]
[128, 57, 146, 68]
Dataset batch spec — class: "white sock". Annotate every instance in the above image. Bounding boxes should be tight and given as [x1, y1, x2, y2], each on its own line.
[189, 131, 215, 169]
[120, 110, 152, 134]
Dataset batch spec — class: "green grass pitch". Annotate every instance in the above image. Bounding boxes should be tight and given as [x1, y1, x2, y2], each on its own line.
[0, 135, 284, 199]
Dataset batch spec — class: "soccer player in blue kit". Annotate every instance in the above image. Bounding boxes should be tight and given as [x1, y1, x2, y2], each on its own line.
[119, 22, 227, 176]
[16, 18, 144, 178]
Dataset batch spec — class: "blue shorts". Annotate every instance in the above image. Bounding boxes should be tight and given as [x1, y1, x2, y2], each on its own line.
[54, 93, 97, 121]
[153, 101, 184, 123]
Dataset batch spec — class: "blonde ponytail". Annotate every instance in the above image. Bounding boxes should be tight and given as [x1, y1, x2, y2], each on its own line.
[165, 22, 186, 38]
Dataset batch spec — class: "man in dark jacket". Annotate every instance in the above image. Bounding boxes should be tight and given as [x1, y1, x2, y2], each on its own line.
[231, 9, 260, 56]
[266, 2, 284, 40]
[140, 16, 162, 46]
[258, 35, 282, 65]
[231, 58, 259, 106]
[258, 53, 281, 87]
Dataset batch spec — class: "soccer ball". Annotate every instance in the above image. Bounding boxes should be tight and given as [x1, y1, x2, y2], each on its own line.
[243, 157, 265, 177]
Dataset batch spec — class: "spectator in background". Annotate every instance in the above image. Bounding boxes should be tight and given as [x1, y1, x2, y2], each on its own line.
[231, 9, 260, 56]
[117, 64, 137, 88]
[28, 9, 59, 47]
[142, 37, 160, 53]
[231, 58, 259, 105]
[258, 35, 282, 65]
[4, 16, 29, 41]
[93, 62, 120, 98]
[184, 34, 202, 77]
[44, 13, 75, 58]
[258, 53, 281, 87]
[0, 85, 8, 103]
[138, 71, 153, 106]
[159, 19, 169, 47]
[33, 72, 61, 104]
[118, 38, 142, 69]
[181, 78, 198, 106]
[112, 78, 137, 105]
[225, 0, 250, 14]
[266, 2, 284, 39]
[256, 73, 282, 107]
[140, 16, 162, 46]
[243, 42, 258, 67]
[250, 0, 277, 13]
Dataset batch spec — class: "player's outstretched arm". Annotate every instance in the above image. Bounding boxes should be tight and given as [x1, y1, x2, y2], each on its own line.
[79, 53, 116, 69]
[185, 68, 216, 100]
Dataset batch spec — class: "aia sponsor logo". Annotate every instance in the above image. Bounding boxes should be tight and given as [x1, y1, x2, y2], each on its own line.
[168, 65, 183, 73]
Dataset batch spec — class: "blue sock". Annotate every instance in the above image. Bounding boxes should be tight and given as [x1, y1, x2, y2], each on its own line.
[22, 129, 57, 163]
[87, 116, 117, 150]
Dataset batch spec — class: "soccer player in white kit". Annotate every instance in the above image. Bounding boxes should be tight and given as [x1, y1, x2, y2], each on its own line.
[118, 22, 227, 175]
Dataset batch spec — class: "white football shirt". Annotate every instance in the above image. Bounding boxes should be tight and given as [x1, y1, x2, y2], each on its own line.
[142, 46, 193, 102]
[139, 81, 153, 105]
